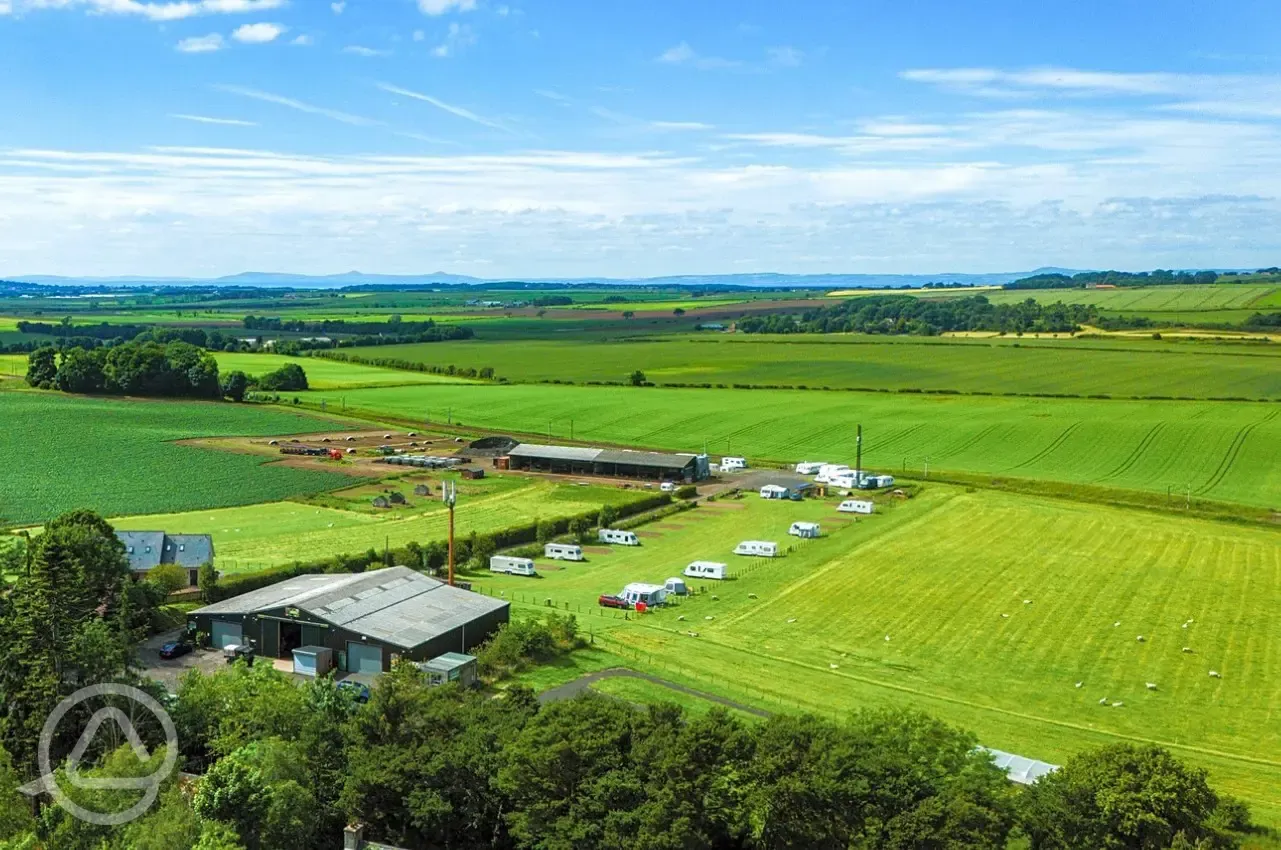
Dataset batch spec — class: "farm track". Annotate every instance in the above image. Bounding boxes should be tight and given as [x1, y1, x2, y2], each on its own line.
[1098, 423, 1167, 483]
[1010, 422, 1082, 471]
[1194, 409, 1281, 496]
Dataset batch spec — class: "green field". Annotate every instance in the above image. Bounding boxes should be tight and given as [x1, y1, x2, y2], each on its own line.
[291, 383, 1281, 509]
[212, 353, 474, 389]
[0, 393, 356, 526]
[474, 488, 1281, 822]
[341, 334, 1281, 399]
[111, 475, 644, 572]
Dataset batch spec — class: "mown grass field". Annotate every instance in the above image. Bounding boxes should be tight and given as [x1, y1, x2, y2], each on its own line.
[292, 383, 1281, 509]
[345, 335, 1281, 399]
[475, 488, 1281, 823]
[212, 353, 473, 389]
[111, 475, 646, 572]
[0, 393, 355, 526]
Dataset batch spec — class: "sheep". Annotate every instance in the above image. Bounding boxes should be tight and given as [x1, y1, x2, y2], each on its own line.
[1075, 682, 1083, 688]
[687, 631, 699, 638]
[1209, 670, 1222, 679]
[1182, 647, 1193, 654]
[1113, 621, 1121, 627]
[1146, 683, 1158, 691]
[1112, 701, 1124, 708]
[1023, 599, 1032, 605]
[1001, 614, 1010, 619]
[829, 663, 839, 670]
[1136, 635, 1145, 642]
[676, 615, 686, 622]
[786, 618, 797, 624]
[884, 635, 891, 642]
[711, 595, 719, 601]
[704, 615, 715, 621]
[1098, 697, 1109, 705]
[748, 593, 758, 599]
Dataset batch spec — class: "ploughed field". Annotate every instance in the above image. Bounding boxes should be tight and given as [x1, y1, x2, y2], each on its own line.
[0, 393, 355, 526]
[292, 383, 1281, 509]
[341, 335, 1281, 399]
[477, 488, 1281, 824]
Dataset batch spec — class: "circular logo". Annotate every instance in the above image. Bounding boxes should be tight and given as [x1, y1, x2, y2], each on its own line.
[26, 684, 179, 826]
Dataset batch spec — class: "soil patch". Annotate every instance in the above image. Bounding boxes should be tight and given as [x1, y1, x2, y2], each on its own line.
[584, 546, 612, 555]
[635, 530, 662, 539]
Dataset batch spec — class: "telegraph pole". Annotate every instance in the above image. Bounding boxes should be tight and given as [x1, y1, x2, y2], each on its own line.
[443, 481, 457, 586]
[855, 424, 863, 485]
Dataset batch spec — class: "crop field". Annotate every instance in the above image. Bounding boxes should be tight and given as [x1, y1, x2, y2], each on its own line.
[0, 393, 356, 526]
[211, 353, 474, 389]
[0, 354, 24, 377]
[111, 475, 648, 572]
[291, 383, 1281, 509]
[476, 488, 1281, 822]
[343, 335, 1281, 399]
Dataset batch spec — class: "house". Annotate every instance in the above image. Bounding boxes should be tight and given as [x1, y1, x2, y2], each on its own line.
[188, 566, 509, 674]
[116, 531, 213, 588]
[418, 652, 478, 688]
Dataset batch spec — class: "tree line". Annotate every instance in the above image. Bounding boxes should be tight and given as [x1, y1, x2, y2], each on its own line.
[1006, 270, 1220, 290]
[24, 343, 307, 400]
[738, 295, 1097, 336]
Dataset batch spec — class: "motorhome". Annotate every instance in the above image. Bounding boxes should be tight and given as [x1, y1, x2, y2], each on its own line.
[544, 543, 584, 561]
[837, 499, 875, 515]
[788, 521, 821, 539]
[620, 583, 668, 607]
[683, 561, 727, 580]
[794, 461, 827, 475]
[490, 556, 537, 576]
[598, 528, 640, 546]
[733, 540, 779, 558]
[720, 456, 748, 472]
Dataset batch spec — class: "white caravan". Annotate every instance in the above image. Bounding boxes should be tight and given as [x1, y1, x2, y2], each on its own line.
[664, 577, 689, 596]
[598, 528, 640, 546]
[794, 461, 827, 475]
[683, 561, 728, 580]
[734, 540, 779, 558]
[837, 499, 875, 515]
[788, 521, 821, 539]
[815, 464, 851, 484]
[759, 484, 789, 500]
[544, 543, 584, 561]
[490, 555, 537, 576]
[620, 583, 668, 606]
[720, 456, 748, 472]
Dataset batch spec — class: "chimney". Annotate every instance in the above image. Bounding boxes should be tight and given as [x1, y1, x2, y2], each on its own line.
[344, 823, 365, 850]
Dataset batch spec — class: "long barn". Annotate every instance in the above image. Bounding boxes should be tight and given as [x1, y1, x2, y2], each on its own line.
[505, 443, 710, 482]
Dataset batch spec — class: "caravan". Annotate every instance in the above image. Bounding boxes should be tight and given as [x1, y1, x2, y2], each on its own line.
[720, 456, 748, 472]
[684, 561, 727, 580]
[788, 521, 821, 539]
[815, 464, 851, 484]
[759, 484, 789, 500]
[620, 583, 668, 607]
[734, 540, 779, 558]
[598, 528, 640, 546]
[794, 461, 827, 475]
[490, 556, 537, 576]
[544, 543, 584, 561]
[837, 499, 875, 515]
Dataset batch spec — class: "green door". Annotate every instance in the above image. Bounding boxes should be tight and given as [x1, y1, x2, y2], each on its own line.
[346, 642, 383, 674]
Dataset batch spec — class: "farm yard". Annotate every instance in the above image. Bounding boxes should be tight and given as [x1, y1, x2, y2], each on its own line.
[291, 382, 1281, 509]
[478, 487, 1281, 823]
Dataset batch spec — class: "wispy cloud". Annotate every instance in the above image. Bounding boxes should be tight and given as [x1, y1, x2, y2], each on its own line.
[290, 33, 313, 46]
[376, 81, 510, 132]
[7, 0, 285, 21]
[535, 89, 570, 103]
[651, 120, 713, 131]
[766, 46, 803, 68]
[215, 84, 379, 126]
[903, 66, 1194, 98]
[330, 0, 344, 12]
[176, 33, 224, 53]
[343, 45, 392, 57]
[232, 22, 285, 44]
[417, 0, 475, 15]
[658, 41, 801, 71]
[430, 22, 475, 58]
[170, 113, 257, 126]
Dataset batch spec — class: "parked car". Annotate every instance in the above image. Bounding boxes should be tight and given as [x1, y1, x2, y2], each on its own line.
[598, 594, 632, 610]
[158, 641, 192, 660]
[337, 680, 371, 703]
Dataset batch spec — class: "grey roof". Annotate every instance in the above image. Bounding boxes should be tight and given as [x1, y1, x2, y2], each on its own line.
[508, 443, 603, 463]
[193, 567, 508, 651]
[165, 535, 213, 568]
[421, 652, 475, 673]
[117, 532, 211, 572]
[594, 448, 698, 470]
[118, 532, 165, 572]
[980, 748, 1059, 785]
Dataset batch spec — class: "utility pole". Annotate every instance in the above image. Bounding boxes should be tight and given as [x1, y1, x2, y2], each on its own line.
[855, 424, 863, 485]
[443, 481, 457, 586]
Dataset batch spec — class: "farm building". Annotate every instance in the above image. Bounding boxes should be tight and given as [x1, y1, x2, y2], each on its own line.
[116, 531, 213, 588]
[417, 652, 478, 688]
[505, 443, 710, 482]
[187, 566, 509, 675]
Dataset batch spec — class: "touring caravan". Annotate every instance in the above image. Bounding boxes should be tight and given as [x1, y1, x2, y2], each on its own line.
[683, 561, 727, 580]
[759, 484, 789, 500]
[837, 499, 875, 515]
[788, 521, 821, 539]
[794, 461, 826, 475]
[544, 543, 584, 561]
[620, 583, 668, 607]
[734, 540, 779, 558]
[815, 464, 851, 484]
[490, 555, 537, 576]
[861, 474, 896, 489]
[664, 577, 689, 595]
[827, 472, 859, 489]
[598, 528, 640, 546]
[721, 456, 748, 472]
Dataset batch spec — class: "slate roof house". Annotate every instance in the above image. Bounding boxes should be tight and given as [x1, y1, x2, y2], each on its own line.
[116, 531, 213, 588]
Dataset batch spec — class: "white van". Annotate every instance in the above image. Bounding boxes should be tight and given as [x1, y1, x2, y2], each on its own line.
[490, 555, 537, 576]
[620, 583, 668, 606]
[795, 461, 827, 475]
[599, 528, 640, 546]
[544, 543, 584, 561]
[733, 540, 778, 558]
[721, 456, 748, 472]
[789, 521, 821, 539]
[683, 561, 727, 580]
[837, 499, 875, 515]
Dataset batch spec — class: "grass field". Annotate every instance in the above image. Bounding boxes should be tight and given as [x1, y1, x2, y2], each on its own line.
[473, 488, 1281, 823]
[0, 393, 356, 526]
[212, 353, 474, 389]
[110, 475, 647, 572]
[291, 383, 1281, 509]
[342, 335, 1281, 399]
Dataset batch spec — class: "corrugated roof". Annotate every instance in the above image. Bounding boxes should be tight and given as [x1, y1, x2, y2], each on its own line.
[594, 448, 698, 469]
[508, 444, 603, 462]
[980, 747, 1059, 785]
[420, 652, 475, 672]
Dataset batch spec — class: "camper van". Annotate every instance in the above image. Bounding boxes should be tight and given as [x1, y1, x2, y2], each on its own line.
[720, 456, 748, 472]
[544, 543, 584, 561]
[788, 521, 821, 539]
[490, 555, 537, 576]
[794, 461, 827, 475]
[598, 528, 640, 546]
[815, 464, 851, 483]
[733, 540, 779, 558]
[683, 561, 727, 580]
[620, 583, 668, 607]
[837, 499, 875, 515]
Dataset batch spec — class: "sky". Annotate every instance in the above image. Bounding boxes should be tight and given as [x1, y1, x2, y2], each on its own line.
[3, 0, 1281, 278]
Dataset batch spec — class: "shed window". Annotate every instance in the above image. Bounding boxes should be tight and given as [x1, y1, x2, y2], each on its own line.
[179, 545, 185, 552]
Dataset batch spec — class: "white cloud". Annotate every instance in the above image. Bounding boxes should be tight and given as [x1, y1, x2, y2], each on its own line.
[651, 121, 713, 131]
[330, 0, 343, 12]
[215, 84, 380, 125]
[343, 45, 391, 57]
[430, 21, 474, 58]
[657, 42, 695, 64]
[766, 46, 803, 68]
[534, 89, 569, 103]
[290, 33, 312, 46]
[656, 41, 741, 70]
[412, 29, 424, 41]
[9, 0, 285, 21]
[0, 0, 12, 13]
[417, 0, 474, 15]
[376, 81, 510, 132]
[170, 113, 256, 125]
[232, 21, 285, 43]
[176, 32, 224, 52]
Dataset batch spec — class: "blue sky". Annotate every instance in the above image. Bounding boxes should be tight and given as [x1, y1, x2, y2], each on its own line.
[3, 0, 1281, 278]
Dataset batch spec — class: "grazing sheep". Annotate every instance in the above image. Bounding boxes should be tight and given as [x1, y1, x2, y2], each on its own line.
[1112, 701, 1124, 708]
[786, 618, 797, 624]
[1209, 670, 1222, 679]
[711, 595, 719, 601]
[1182, 623, 1189, 629]
[1182, 647, 1193, 653]
[1001, 614, 1010, 619]
[748, 593, 758, 599]
[1146, 683, 1157, 691]
[1023, 599, 1032, 605]
[687, 631, 699, 638]
[1136, 635, 1145, 642]
[704, 616, 715, 621]
[884, 635, 891, 642]
[1075, 682, 1083, 688]
[829, 663, 839, 670]
[1114, 621, 1121, 627]
[1099, 697, 1109, 705]
[677, 615, 686, 622]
